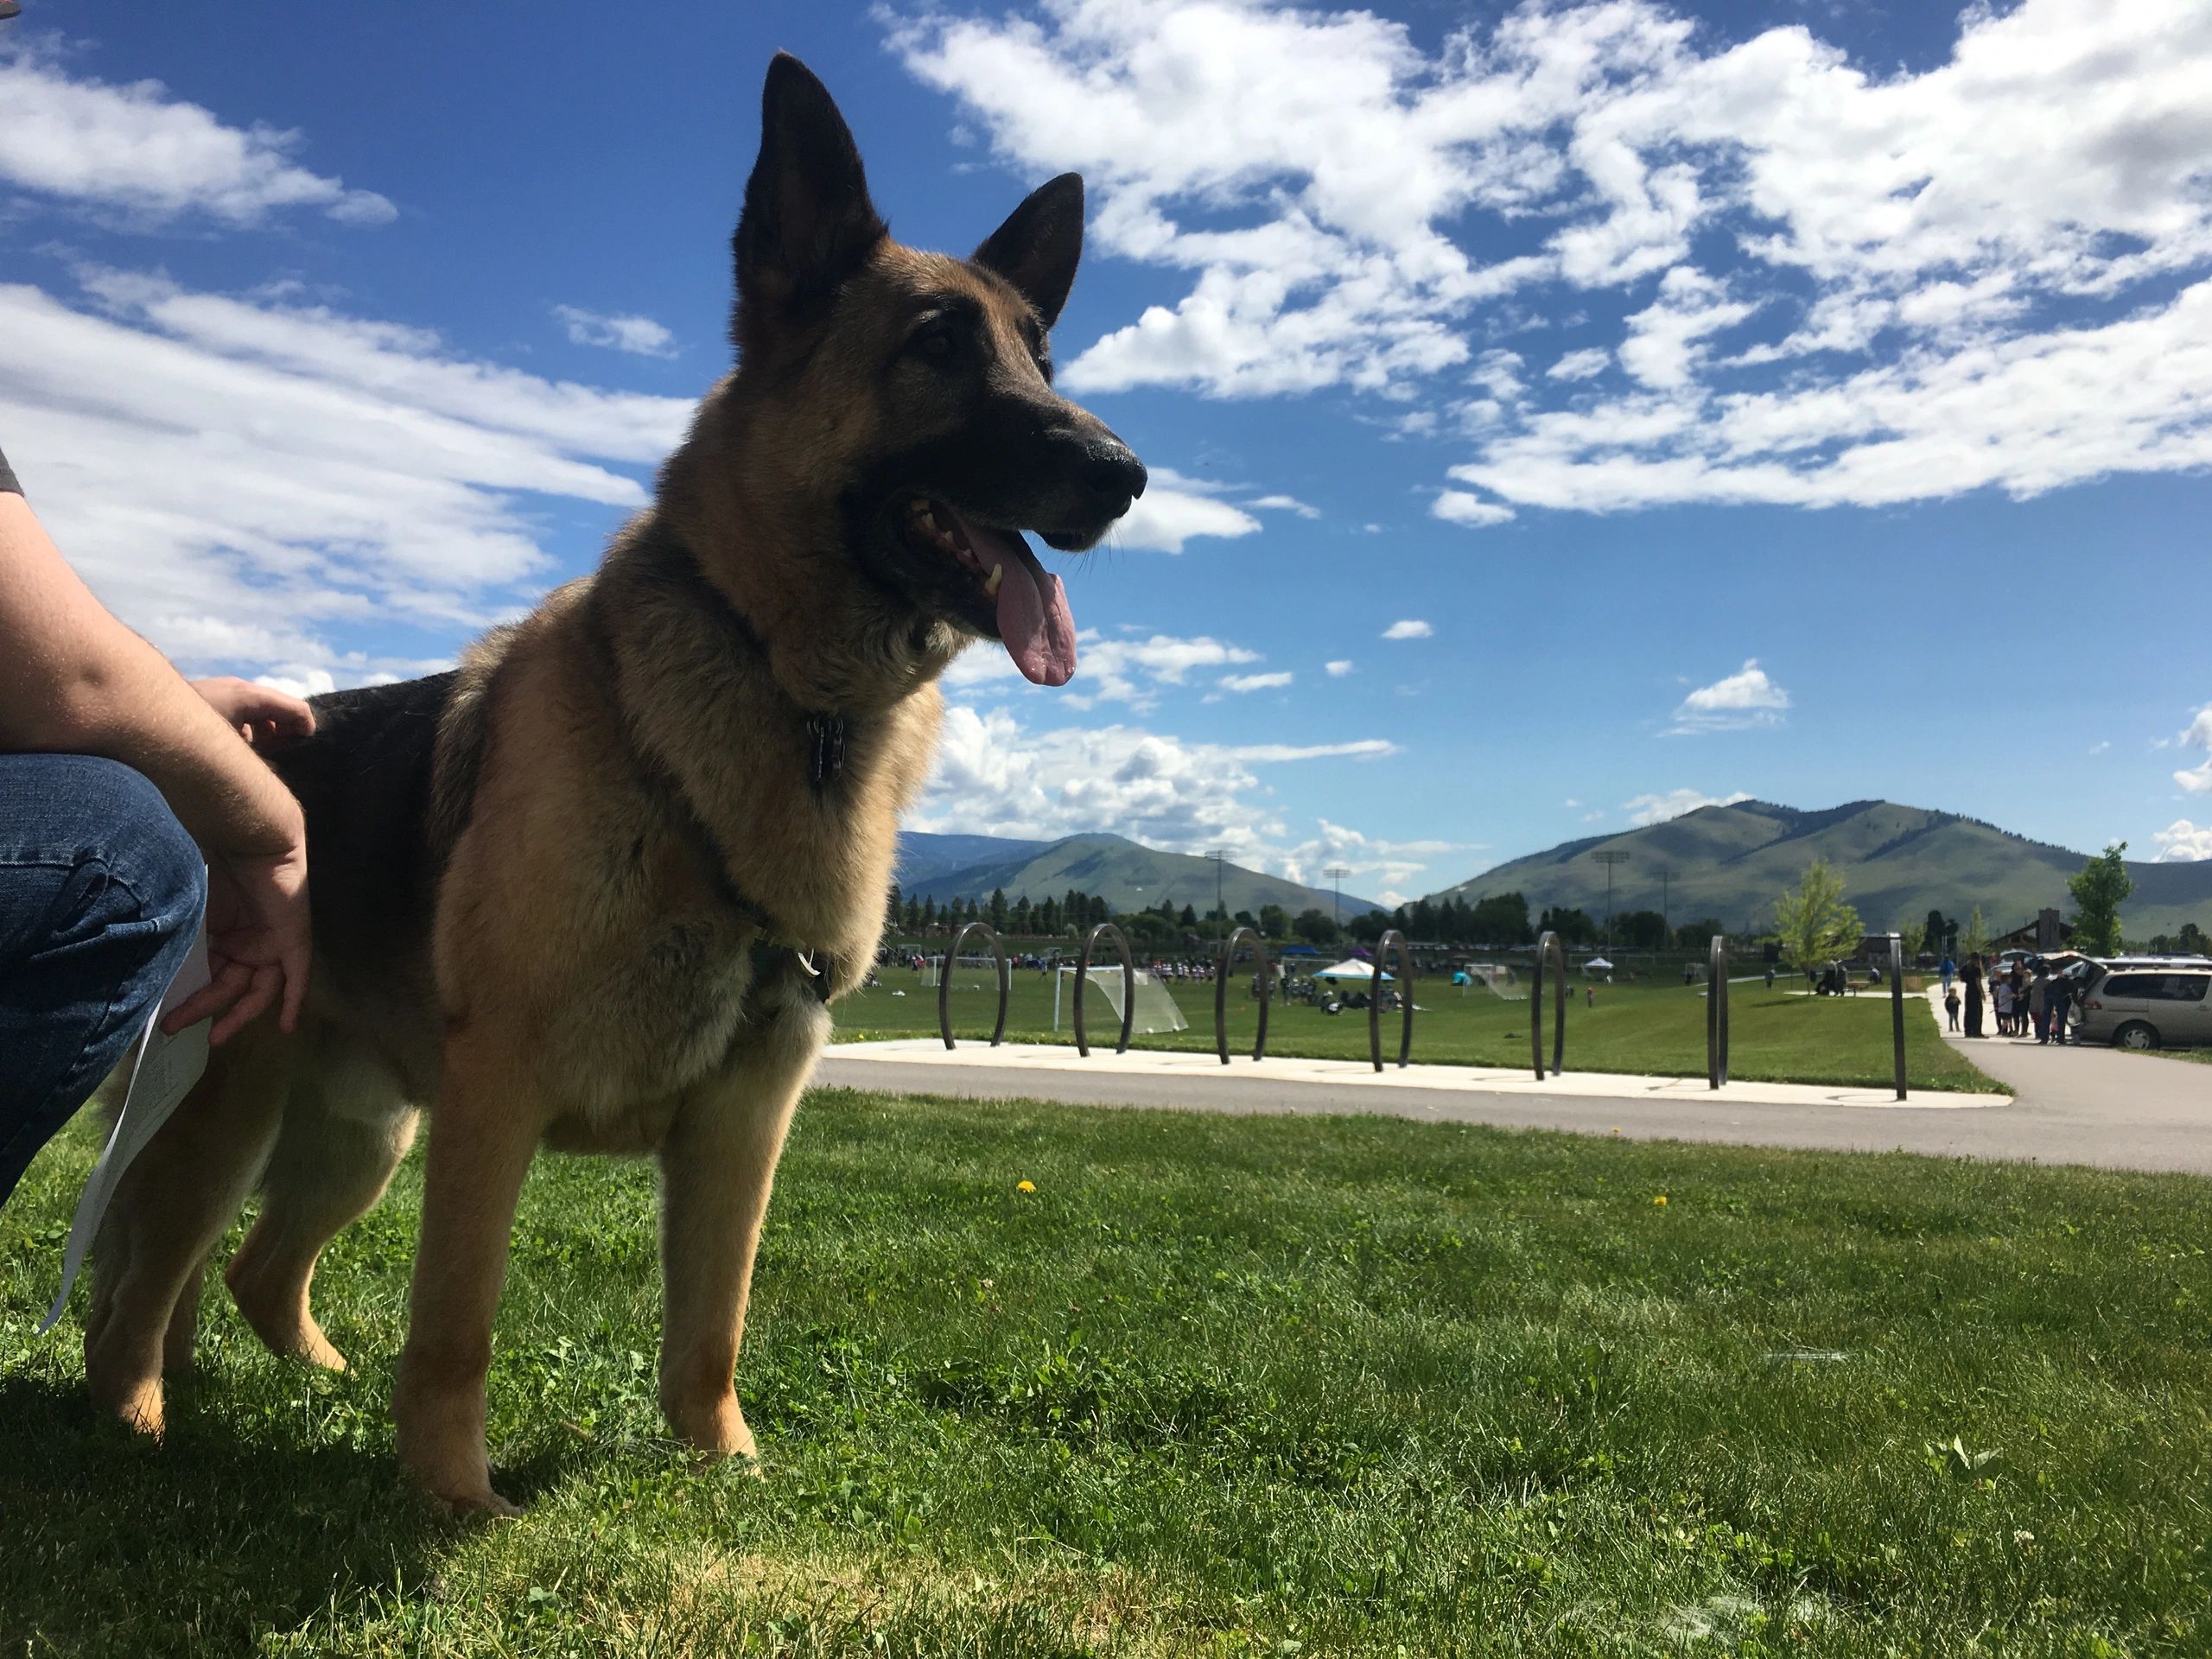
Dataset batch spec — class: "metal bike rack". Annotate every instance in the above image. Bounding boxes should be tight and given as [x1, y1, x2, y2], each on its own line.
[1369, 929, 1414, 1071]
[937, 921, 1008, 1051]
[1707, 934, 1730, 1090]
[1075, 921, 1136, 1058]
[1530, 930, 1568, 1080]
[1888, 932, 1908, 1101]
[1213, 926, 1272, 1064]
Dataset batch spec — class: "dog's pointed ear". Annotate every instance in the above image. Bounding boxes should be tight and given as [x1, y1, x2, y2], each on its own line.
[973, 173, 1084, 330]
[733, 54, 887, 350]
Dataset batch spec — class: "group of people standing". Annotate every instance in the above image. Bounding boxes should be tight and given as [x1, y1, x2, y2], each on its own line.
[1940, 954, 2073, 1044]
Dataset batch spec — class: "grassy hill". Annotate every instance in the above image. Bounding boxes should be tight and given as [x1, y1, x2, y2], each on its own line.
[1427, 799, 2212, 938]
[896, 830, 1380, 919]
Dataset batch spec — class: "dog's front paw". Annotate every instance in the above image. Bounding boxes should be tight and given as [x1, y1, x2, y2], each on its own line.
[664, 1388, 758, 1464]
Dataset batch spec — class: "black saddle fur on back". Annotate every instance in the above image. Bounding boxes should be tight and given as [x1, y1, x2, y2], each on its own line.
[270, 671, 459, 975]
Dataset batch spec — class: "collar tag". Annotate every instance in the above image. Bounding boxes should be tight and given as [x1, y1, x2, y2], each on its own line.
[807, 714, 846, 786]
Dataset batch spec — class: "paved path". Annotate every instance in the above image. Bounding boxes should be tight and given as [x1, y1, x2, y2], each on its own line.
[1917, 985, 2211, 1170]
[816, 1020, 2212, 1175]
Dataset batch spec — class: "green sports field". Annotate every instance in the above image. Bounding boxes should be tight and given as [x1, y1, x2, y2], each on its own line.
[3, 1088, 2208, 1654]
[838, 963, 2000, 1093]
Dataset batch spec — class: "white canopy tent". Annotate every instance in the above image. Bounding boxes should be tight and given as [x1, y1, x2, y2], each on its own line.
[1313, 958, 1393, 982]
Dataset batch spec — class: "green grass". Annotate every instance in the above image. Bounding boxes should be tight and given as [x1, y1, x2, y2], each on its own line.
[841, 969, 2001, 1093]
[6, 1089, 2209, 1655]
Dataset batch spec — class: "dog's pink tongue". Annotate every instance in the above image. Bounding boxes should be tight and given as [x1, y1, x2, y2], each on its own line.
[955, 515, 1076, 687]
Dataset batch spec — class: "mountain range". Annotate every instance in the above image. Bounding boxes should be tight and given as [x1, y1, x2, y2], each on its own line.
[895, 831, 1381, 921]
[1425, 799, 2212, 938]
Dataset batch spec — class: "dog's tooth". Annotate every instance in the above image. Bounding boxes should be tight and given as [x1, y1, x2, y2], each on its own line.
[985, 563, 1004, 596]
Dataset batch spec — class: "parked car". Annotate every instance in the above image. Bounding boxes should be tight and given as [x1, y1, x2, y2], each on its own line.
[2074, 963, 2212, 1050]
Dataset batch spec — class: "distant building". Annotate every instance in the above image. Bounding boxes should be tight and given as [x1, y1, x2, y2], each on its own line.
[1993, 908, 2072, 952]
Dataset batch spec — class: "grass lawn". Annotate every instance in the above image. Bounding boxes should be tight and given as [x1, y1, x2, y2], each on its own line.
[840, 968, 2001, 1094]
[6, 1089, 2209, 1655]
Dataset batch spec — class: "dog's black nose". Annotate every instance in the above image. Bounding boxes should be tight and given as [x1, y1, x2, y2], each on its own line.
[1084, 442, 1147, 510]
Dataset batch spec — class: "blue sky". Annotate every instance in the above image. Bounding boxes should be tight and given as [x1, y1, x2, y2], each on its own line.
[3, 0, 2209, 903]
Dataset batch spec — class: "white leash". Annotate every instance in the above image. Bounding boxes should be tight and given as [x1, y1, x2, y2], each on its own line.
[38, 918, 213, 1336]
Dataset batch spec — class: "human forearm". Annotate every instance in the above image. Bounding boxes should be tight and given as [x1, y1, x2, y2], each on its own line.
[0, 494, 302, 860]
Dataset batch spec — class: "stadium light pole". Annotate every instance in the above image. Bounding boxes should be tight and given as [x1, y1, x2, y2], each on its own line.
[1205, 849, 1227, 928]
[1325, 865, 1351, 928]
[1592, 849, 1630, 950]
[1656, 866, 1675, 944]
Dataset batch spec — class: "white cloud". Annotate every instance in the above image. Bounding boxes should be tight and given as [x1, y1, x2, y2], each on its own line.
[913, 706, 1400, 878]
[1432, 489, 1515, 528]
[1382, 619, 1433, 639]
[2177, 704, 2212, 794]
[1667, 658, 1790, 734]
[1624, 788, 1751, 826]
[892, 0, 2212, 513]
[1220, 671, 1293, 693]
[948, 629, 1268, 713]
[2152, 820, 2212, 862]
[554, 304, 677, 359]
[0, 267, 690, 679]
[1246, 493, 1321, 518]
[1325, 659, 1354, 677]
[1114, 485, 1262, 553]
[0, 45, 395, 226]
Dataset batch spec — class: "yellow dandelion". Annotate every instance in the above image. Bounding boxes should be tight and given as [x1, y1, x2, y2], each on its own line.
[1652, 1194, 1669, 1207]
[1016, 1179, 1036, 1193]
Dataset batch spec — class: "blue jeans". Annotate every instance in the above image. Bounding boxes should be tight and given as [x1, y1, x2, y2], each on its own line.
[1, 754, 206, 1205]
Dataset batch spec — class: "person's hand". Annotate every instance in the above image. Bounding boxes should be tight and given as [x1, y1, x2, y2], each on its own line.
[162, 842, 312, 1045]
[190, 677, 315, 751]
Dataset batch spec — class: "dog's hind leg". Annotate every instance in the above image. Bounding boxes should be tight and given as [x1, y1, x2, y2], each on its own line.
[655, 983, 824, 1462]
[226, 1056, 417, 1372]
[85, 1031, 290, 1434]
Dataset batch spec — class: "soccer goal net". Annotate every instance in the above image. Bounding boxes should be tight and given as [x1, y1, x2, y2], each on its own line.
[1051, 964, 1189, 1035]
[1457, 962, 1526, 1000]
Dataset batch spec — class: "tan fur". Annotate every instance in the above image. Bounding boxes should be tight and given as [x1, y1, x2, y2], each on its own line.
[81, 60, 1137, 1511]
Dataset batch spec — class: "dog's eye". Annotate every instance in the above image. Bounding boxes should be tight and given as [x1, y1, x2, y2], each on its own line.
[911, 323, 961, 365]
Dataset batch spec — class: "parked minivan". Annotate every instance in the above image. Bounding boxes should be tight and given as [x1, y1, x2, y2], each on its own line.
[2075, 964, 2212, 1050]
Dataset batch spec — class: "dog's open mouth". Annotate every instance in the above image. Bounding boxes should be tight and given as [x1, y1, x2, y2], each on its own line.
[897, 497, 1077, 688]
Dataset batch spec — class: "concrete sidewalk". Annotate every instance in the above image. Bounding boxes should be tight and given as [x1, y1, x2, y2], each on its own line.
[814, 1029, 2212, 1175]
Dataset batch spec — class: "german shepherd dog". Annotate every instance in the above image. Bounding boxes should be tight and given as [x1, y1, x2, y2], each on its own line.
[81, 54, 1143, 1512]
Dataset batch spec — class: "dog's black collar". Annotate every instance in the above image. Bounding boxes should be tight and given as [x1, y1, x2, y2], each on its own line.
[805, 712, 847, 787]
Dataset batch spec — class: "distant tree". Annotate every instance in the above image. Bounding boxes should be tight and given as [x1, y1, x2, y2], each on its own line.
[1121, 910, 1174, 946]
[1616, 909, 1669, 949]
[1674, 917, 1726, 950]
[2067, 842, 2133, 957]
[1293, 907, 1338, 946]
[1233, 909, 1258, 931]
[1897, 915, 1929, 963]
[988, 887, 1008, 931]
[1773, 858, 1860, 975]
[886, 882, 903, 934]
[1258, 903, 1289, 939]
[903, 895, 921, 933]
[1924, 909, 1950, 954]
[1013, 894, 1033, 934]
[1961, 906, 1988, 960]
[921, 896, 938, 930]
[1468, 892, 1533, 946]
[1346, 909, 1389, 944]
[2180, 920, 2208, 955]
[1537, 906, 1597, 946]
[1179, 902, 1198, 928]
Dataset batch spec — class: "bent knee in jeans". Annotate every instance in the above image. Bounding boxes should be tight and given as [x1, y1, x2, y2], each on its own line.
[0, 754, 207, 1203]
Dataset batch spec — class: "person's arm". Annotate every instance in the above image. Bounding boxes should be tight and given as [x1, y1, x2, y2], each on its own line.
[0, 490, 311, 1042]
